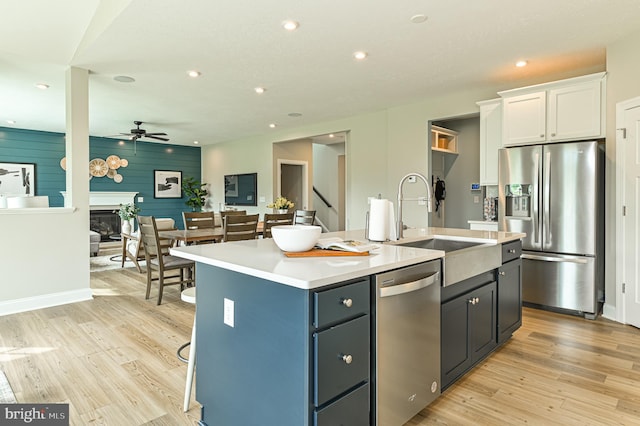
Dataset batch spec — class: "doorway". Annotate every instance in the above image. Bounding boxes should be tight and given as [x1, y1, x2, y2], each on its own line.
[277, 160, 308, 209]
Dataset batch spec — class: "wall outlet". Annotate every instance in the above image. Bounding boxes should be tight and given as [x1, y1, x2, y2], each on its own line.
[224, 298, 234, 327]
[137, 197, 144, 203]
[259, 196, 266, 203]
[473, 196, 480, 204]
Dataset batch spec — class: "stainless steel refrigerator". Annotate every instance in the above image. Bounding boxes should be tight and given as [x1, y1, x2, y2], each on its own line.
[498, 140, 604, 318]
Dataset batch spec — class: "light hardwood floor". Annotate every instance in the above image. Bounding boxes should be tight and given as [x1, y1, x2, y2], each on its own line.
[1, 264, 639, 425]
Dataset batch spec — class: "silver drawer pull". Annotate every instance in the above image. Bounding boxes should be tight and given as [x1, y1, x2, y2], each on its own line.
[341, 354, 353, 364]
[341, 298, 353, 308]
[468, 297, 480, 305]
[507, 249, 516, 254]
[499, 271, 506, 276]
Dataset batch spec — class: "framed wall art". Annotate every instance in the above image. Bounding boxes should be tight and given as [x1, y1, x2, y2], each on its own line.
[154, 170, 182, 198]
[0, 162, 35, 196]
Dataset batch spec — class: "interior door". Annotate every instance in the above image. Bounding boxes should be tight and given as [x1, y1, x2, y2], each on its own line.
[619, 98, 640, 328]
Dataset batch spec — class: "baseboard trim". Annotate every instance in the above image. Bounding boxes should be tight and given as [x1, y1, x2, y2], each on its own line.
[602, 302, 618, 322]
[0, 289, 93, 317]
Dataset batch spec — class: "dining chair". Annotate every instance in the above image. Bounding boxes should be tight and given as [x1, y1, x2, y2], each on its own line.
[294, 209, 316, 226]
[125, 218, 176, 273]
[262, 212, 294, 238]
[183, 211, 216, 230]
[223, 214, 259, 242]
[138, 215, 195, 305]
[219, 210, 246, 225]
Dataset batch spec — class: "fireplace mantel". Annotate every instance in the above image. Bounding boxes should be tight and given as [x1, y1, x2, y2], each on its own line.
[60, 191, 138, 210]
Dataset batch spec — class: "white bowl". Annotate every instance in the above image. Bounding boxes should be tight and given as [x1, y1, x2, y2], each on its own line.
[271, 225, 321, 252]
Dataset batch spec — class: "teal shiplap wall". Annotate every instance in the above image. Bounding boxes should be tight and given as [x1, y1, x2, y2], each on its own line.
[0, 127, 201, 228]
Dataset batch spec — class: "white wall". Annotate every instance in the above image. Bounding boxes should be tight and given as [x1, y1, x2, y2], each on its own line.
[313, 143, 345, 231]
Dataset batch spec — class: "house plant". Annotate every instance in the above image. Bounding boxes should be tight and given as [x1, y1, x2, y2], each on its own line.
[267, 196, 294, 213]
[182, 177, 209, 211]
[116, 203, 140, 235]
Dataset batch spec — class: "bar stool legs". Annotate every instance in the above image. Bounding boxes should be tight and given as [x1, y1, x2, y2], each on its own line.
[178, 287, 196, 412]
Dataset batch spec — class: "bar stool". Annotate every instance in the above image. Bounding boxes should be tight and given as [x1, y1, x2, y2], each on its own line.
[177, 286, 196, 412]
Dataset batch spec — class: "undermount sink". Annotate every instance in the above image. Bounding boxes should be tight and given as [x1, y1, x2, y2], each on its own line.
[395, 237, 502, 286]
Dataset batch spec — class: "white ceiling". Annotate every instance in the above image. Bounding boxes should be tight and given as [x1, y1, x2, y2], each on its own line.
[1, 0, 639, 146]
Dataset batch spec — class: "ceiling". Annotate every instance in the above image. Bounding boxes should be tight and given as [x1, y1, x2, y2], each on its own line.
[1, 0, 639, 147]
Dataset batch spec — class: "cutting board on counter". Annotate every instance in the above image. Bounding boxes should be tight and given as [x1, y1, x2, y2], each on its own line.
[283, 249, 370, 258]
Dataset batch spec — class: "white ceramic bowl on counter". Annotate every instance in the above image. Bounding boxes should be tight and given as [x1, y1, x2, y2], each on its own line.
[271, 225, 322, 252]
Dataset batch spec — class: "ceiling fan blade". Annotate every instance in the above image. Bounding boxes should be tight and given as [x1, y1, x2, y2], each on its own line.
[145, 132, 168, 136]
[144, 135, 170, 141]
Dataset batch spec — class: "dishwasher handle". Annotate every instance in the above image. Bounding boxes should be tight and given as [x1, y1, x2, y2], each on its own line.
[379, 272, 440, 298]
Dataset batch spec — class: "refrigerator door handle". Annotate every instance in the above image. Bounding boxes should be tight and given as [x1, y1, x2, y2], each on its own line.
[521, 253, 589, 264]
[533, 152, 540, 244]
[544, 150, 551, 246]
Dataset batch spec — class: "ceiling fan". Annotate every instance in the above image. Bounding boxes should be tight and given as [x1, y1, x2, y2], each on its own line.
[121, 121, 169, 142]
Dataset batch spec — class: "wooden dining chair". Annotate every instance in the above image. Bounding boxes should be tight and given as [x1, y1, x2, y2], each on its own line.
[223, 214, 259, 242]
[262, 212, 294, 238]
[183, 211, 216, 230]
[219, 210, 246, 225]
[294, 209, 316, 226]
[138, 216, 195, 305]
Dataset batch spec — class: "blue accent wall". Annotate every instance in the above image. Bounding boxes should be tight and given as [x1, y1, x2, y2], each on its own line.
[0, 127, 201, 228]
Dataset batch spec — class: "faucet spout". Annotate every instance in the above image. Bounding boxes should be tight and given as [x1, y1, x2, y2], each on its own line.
[396, 172, 433, 240]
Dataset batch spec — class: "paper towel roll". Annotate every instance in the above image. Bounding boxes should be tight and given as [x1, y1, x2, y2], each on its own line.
[368, 199, 390, 241]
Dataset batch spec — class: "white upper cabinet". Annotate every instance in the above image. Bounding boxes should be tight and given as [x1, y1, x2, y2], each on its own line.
[477, 99, 502, 186]
[499, 72, 606, 146]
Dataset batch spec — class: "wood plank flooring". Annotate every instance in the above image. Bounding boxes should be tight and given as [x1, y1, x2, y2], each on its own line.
[1, 262, 639, 425]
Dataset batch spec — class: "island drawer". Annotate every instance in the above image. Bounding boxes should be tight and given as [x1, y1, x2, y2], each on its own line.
[314, 382, 369, 426]
[502, 240, 522, 263]
[313, 314, 370, 406]
[313, 279, 370, 328]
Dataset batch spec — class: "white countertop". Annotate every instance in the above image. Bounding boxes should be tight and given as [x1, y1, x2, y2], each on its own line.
[170, 228, 524, 290]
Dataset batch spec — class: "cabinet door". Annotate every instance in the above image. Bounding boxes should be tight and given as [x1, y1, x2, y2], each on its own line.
[479, 99, 502, 186]
[441, 294, 472, 390]
[497, 259, 522, 344]
[469, 282, 497, 362]
[547, 80, 602, 141]
[503, 91, 547, 146]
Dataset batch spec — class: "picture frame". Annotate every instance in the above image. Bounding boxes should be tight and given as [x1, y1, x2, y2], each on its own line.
[0, 162, 35, 196]
[154, 170, 182, 198]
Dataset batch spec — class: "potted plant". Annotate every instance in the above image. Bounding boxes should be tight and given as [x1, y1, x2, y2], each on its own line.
[267, 196, 294, 213]
[115, 203, 140, 235]
[182, 177, 209, 211]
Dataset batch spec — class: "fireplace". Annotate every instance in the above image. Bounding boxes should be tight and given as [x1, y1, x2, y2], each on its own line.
[90, 210, 121, 241]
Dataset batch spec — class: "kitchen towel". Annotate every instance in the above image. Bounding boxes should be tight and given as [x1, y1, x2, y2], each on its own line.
[368, 199, 396, 241]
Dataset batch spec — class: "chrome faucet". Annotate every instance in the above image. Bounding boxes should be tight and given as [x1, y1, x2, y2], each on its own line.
[396, 172, 433, 240]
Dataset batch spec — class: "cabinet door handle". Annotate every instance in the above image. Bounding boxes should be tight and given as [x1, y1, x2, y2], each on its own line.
[540, 134, 545, 138]
[341, 298, 353, 308]
[551, 133, 556, 137]
[341, 354, 353, 364]
[507, 249, 516, 254]
[468, 298, 476, 305]
[475, 297, 480, 304]
[499, 271, 506, 276]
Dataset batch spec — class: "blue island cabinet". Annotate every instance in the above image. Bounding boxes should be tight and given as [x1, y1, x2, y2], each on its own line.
[195, 263, 371, 426]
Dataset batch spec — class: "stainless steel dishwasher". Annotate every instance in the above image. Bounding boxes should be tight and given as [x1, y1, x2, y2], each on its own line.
[373, 259, 441, 426]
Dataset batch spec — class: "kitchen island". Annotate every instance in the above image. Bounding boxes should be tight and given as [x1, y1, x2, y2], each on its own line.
[171, 227, 524, 426]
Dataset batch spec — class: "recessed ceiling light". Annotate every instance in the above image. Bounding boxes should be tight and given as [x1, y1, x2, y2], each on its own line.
[410, 14, 428, 24]
[6, 120, 16, 125]
[193, 140, 199, 145]
[515, 60, 528, 67]
[288, 112, 302, 117]
[329, 134, 335, 138]
[269, 123, 277, 128]
[114, 75, 135, 83]
[353, 51, 368, 60]
[35, 83, 49, 90]
[187, 70, 201, 78]
[255, 87, 266, 94]
[282, 20, 299, 31]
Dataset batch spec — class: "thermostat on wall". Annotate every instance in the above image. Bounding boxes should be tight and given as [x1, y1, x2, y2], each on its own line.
[470, 183, 481, 191]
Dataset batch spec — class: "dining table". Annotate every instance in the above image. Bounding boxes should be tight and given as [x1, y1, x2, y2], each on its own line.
[158, 222, 264, 245]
